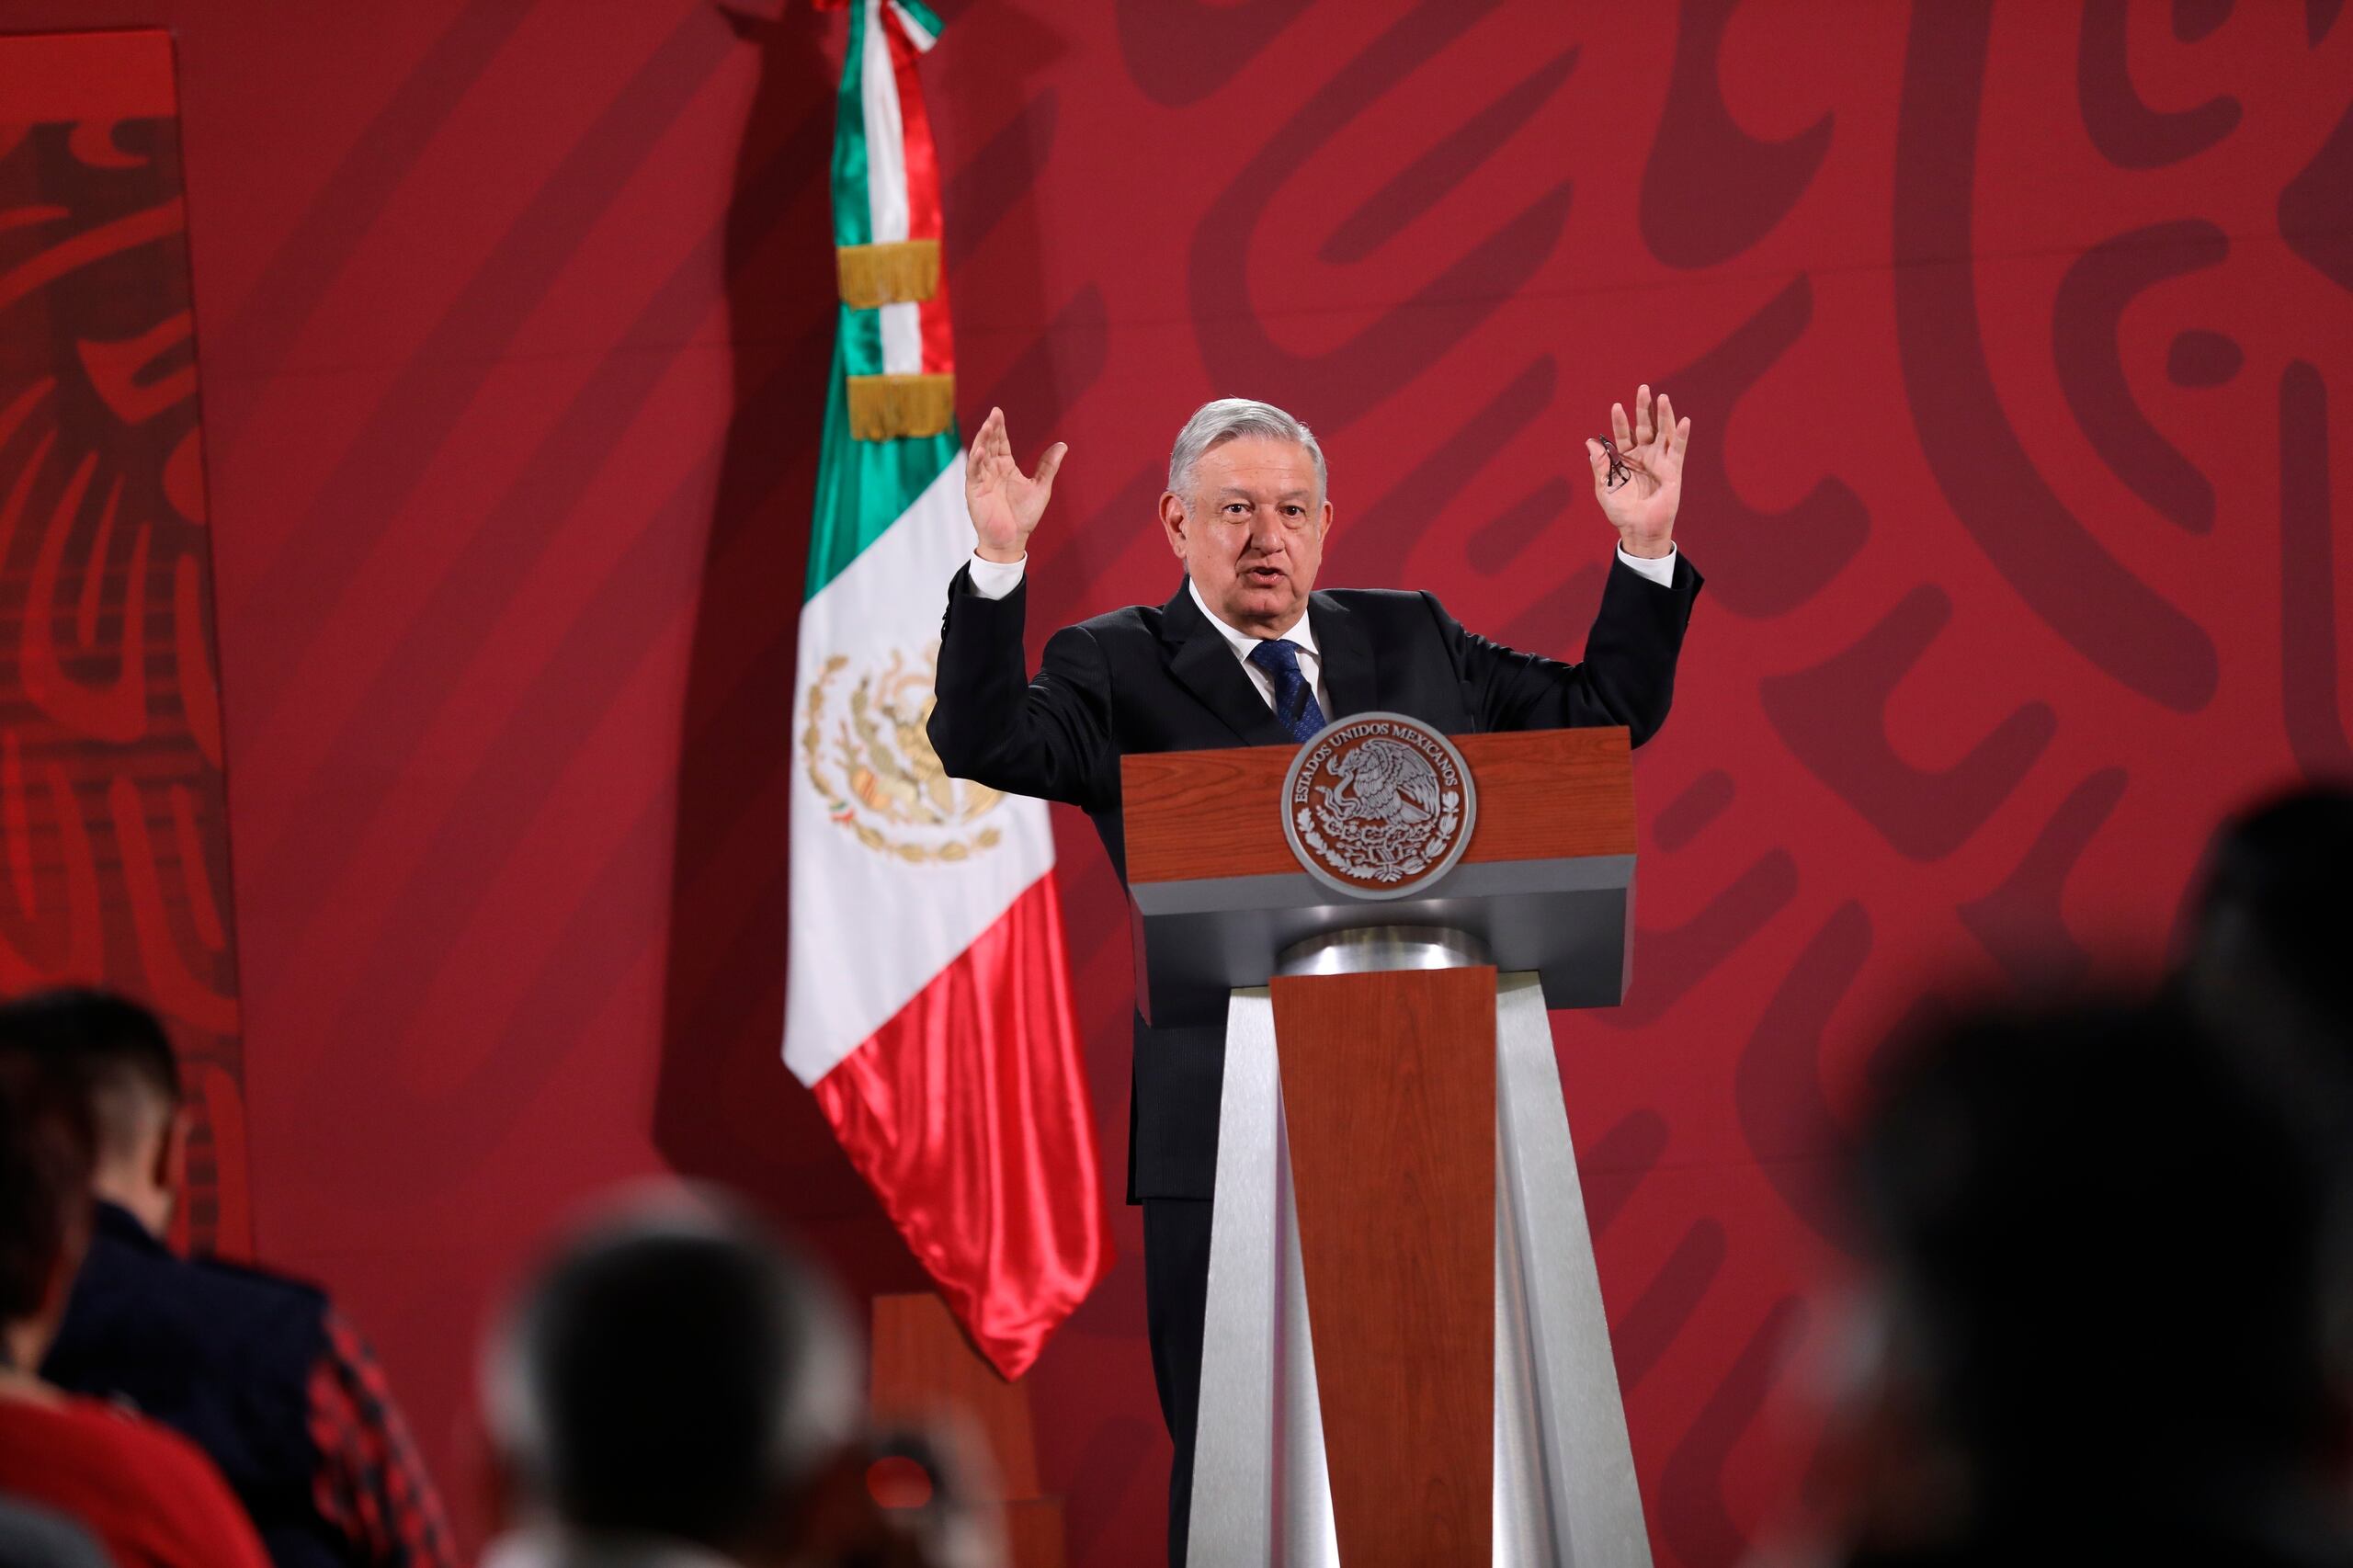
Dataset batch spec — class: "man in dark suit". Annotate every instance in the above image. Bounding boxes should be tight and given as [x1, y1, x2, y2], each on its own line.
[928, 392, 1700, 1565]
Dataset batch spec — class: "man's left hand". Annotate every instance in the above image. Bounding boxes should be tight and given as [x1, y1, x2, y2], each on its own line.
[1586, 384, 1688, 560]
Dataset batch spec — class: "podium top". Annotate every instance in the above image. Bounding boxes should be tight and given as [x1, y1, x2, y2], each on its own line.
[1120, 726, 1638, 1024]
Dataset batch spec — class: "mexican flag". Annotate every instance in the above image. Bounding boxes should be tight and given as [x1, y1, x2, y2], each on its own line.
[785, 0, 1109, 1380]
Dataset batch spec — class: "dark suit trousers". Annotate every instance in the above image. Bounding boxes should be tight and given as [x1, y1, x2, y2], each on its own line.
[1144, 1196, 1213, 1568]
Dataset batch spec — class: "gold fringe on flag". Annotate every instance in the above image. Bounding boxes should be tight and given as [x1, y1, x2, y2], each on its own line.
[846, 373, 955, 440]
[836, 239, 941, 309]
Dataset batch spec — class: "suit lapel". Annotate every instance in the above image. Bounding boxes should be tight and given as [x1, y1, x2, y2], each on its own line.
[1308, 592, 1375, 719]
[1160, 579, 1294, 747]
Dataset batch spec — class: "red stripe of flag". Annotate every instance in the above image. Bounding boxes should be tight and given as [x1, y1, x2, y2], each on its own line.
[882, 7, 954, 377]
[809, 872, 1111, 1379]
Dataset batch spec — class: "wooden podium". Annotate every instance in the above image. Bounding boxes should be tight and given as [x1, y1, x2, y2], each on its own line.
[1122, 724, 1651, 1568]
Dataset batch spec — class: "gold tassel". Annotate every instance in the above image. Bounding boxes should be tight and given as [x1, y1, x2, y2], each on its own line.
[835, 239, 941, 308]
[847, 373, 956, 440]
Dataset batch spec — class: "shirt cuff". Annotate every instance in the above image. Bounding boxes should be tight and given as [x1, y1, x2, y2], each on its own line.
[1615, 543, 1677, 587]
[967, 552, 1027, 599]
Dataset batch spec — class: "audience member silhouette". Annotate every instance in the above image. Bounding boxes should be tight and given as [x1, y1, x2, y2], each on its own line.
[2179, 784, 2353, 1074]
[480, 1184, 997, 1568]
[0, 1045, 268, 1568]
[1820, 999, 2353, 1567]
[4, 990, 456, 1568]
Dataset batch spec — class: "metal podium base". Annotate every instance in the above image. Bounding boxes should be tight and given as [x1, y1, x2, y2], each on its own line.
[1188, 969, 1651, 1566]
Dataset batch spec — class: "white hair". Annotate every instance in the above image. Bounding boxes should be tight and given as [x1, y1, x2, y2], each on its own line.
[1166, 397, 1328, 509]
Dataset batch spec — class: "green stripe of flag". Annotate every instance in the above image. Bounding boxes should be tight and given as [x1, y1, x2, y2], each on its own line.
[892, 0, 944, 42]
[829, 0, 872, 249]
[808, 0, 961, 602]
[808, 331, 960, 602]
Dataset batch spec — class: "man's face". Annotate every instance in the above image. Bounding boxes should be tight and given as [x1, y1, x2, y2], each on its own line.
[1159, 435, 1331, 637]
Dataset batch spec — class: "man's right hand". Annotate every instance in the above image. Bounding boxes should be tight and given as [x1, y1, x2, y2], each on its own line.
[965, 405, 1066, 563]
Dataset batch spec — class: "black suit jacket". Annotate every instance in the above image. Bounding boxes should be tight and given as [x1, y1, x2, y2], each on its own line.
[928, 553, 1702, 1200]
[43, 1201, 345, 1568]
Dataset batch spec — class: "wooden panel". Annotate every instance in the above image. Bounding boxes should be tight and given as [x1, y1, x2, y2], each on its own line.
[1002, 1499, 1067, 1568]
[1121, 726, 1635, 888]
[869, 1296, 1066, 1566]
[870, 1291, 1042, 1500]
[1273, 968, 1495, 1566]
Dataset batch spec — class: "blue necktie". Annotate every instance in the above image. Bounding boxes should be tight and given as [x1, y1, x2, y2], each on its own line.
[1247, 638, 1328, 743]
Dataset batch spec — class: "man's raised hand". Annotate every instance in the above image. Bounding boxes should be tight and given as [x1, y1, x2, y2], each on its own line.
[966, 406, 1067, 564]
[1584, 384, 1689, 561]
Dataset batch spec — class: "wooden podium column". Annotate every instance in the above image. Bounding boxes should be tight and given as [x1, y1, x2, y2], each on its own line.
[1271, 966, 1497, 1565]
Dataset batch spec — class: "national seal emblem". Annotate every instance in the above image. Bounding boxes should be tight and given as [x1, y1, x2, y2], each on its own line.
[1280, 712, 1477, 898]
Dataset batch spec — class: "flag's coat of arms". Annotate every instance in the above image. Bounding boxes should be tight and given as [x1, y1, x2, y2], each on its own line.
[801, 644, 1006, 863]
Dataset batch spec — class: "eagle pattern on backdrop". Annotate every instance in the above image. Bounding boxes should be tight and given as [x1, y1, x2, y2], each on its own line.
[0, 30, 246, 1256]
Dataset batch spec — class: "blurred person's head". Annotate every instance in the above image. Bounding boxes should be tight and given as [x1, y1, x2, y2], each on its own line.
[481, 1184, 865, 1564]
[0, 1044, 97, 1374]
[1835, 998, 2353, 1555]
[0, 989, 184, 1241]
[2182, 784, 2353, 1058]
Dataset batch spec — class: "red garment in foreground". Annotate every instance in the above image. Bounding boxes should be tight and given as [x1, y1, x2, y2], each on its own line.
[812, 873, 1112, 1379]
[0, 1389, 269, 1568]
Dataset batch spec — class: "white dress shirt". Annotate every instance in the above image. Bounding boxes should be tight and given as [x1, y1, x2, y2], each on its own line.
[1186, 574, 1333, 720]
[963, 544, 1678, 722]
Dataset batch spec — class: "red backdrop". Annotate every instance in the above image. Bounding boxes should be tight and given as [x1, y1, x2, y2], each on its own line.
[0, 2, 2343, 1563]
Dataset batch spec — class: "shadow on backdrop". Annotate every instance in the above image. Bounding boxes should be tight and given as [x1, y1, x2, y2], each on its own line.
[651, 5, 930, 1306]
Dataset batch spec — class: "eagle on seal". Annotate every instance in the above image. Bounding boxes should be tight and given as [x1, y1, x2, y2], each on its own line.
[1318, 737, 1441, 827]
